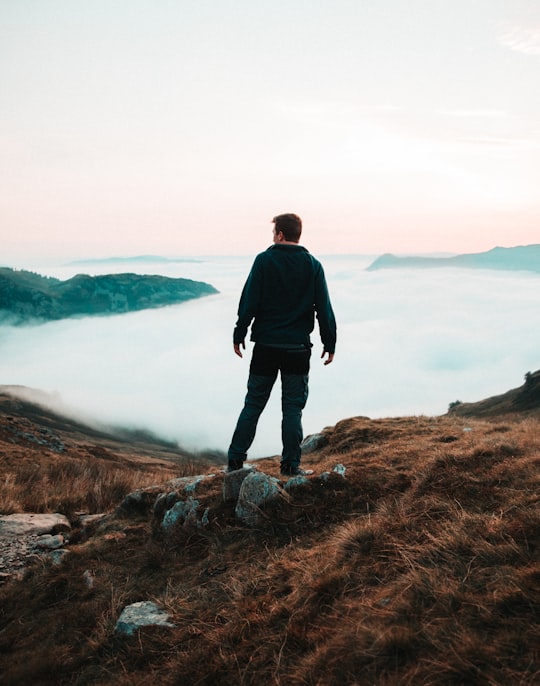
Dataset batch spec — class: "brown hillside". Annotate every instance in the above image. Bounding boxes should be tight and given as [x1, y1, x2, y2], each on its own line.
[0, 385, 539, 685]
[449, 369, 540, 418]
[0, 386, 218, 515]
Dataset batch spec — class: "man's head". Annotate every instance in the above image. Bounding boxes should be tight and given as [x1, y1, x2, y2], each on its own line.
[272, 213, 302, 243]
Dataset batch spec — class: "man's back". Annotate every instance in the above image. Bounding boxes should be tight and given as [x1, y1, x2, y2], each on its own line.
[234, 243, 336, 351]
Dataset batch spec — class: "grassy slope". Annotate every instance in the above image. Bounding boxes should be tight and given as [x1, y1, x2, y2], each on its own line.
[0, 396, 538, 685]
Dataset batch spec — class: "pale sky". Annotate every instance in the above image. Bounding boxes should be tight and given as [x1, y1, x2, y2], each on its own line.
[1, 0, 539, 262]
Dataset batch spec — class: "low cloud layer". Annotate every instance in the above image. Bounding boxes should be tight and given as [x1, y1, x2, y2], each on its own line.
[1, 256, 539, 458]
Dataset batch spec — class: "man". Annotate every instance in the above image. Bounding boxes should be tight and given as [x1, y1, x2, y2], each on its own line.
[227, 213, 336, 476]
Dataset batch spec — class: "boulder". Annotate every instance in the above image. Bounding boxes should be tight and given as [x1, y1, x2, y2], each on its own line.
[235, 471, 283, 525]
[223, 467, 252, 502]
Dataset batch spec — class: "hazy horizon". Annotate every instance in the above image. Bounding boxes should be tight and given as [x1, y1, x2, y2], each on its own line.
[1, 254, 538, 459]
[3, 239, 539, 273]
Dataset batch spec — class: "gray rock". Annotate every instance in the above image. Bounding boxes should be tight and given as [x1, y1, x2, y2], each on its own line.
[115, 601, 175, 636]
[161, 496, 200, 531]
[284, 475, 310, 491]
[83, 569, 96, 588]
[153, 491, 180, 520]
[301, 433, 327, 454]
[200, 508, 210, 527]
[167, 474, 215, 493]
[223, 467, 252, 502]
[0, 513, 70, 536]
[36, 533, 65, 550]
[320, 465, 347, 482]
[49, 549, 70, 566]
[78, 513, 108, 528]
[116, 487, 161, 516]
[235, 471, 283, 525]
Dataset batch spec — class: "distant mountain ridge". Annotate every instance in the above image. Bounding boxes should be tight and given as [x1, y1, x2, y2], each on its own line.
[0, 268, 218, 324]
[367, 244, 540, 273]
[66, 255, 202, 266]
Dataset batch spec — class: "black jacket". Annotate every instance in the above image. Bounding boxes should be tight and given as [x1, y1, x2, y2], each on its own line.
[233, 244, 336, 353]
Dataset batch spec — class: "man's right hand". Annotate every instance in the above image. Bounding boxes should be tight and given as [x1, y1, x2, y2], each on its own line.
[234, 341, 245, 358]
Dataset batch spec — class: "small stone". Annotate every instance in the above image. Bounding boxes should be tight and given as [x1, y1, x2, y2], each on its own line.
[117, 488, 160, 516]
[200, 508, 210, 527]
[115, 601, 175, 636]
[49, 549, 70, 565]
[284, 475, 310, 491]
[37, 533, 65, 550]
[78, 513, 108, 528]
[301, 433, 327, 454]
[83, 569, 96, 588]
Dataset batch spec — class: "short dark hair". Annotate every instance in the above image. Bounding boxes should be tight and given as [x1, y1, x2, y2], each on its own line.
[272, 213, 302, 242]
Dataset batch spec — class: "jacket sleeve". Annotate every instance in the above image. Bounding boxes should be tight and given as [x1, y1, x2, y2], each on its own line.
[233, 256, 263, 344]
[314, 264, 337, 354]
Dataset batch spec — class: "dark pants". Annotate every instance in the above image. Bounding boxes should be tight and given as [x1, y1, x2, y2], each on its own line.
[228, 344, 311, 469]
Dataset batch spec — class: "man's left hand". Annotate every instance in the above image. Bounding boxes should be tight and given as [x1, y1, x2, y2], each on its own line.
[321, 350, 334, 365]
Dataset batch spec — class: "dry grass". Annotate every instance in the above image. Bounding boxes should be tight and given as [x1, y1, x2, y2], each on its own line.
[0, 412, 539, 685]
[0, 396, 213, 516]
[0, 447, 208, 517]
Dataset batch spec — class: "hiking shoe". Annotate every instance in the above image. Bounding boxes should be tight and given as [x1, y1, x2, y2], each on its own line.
[227, 460, 244, 472]
[280, 465, 307, 476]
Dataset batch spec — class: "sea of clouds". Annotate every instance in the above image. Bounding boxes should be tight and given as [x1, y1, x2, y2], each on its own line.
[1, 254, 539, 459]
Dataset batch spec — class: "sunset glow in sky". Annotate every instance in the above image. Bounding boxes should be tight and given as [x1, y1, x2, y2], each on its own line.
[1, 0, 539, 261]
